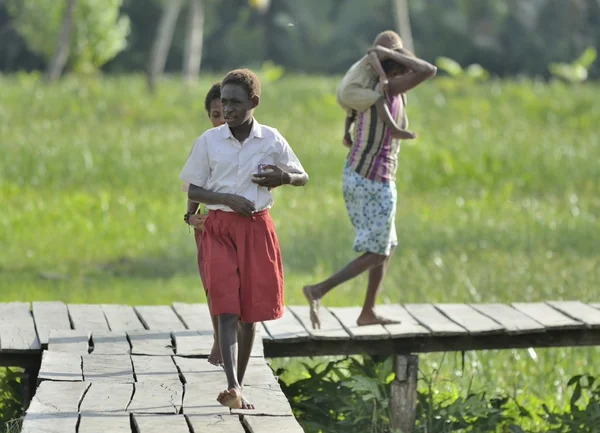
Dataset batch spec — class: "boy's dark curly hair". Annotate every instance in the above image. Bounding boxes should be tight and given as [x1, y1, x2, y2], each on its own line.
[204, 82, 221, 113]
[222, 69, 262, 99]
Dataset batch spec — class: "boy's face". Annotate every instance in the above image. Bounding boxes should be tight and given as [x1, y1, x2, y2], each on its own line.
[221, 83, 259, 128]
[208, 98, 225, 128]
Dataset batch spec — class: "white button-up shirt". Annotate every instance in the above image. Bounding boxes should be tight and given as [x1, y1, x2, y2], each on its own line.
[179, 119, 305, 212]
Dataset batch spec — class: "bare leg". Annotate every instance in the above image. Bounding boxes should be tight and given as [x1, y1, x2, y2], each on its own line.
[357, 250, 399, 325]
[207, 296, 223, 366]
[216, 313, 243, 409]
[237, 321, 256, 409]
[303, 252, 387, 328]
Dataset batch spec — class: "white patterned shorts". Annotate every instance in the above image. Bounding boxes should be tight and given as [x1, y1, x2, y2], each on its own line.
[342, 164, 398, 256]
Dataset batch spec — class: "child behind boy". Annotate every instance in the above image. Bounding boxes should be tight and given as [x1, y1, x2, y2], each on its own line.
[337, 30, 417, 146]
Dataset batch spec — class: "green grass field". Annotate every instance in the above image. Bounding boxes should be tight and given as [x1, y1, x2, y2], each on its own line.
[1, 72, 600, 425]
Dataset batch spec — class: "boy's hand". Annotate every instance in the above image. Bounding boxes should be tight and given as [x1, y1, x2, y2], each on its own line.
[381, 78, 389, 95]
[222, 194, 255, 217]
[343, 133, 353, 148]
[252, 165, 290, 188]
[391, 129, 417, 140]
[188, 214, 206, 230]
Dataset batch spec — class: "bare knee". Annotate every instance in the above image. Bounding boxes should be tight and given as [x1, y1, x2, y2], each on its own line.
[364, 252, 388, 266]
[238, 321, 256, 332]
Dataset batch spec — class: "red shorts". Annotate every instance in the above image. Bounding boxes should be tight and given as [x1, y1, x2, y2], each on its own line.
[194, 228, 207, 291]
[202, 209, 284, 323]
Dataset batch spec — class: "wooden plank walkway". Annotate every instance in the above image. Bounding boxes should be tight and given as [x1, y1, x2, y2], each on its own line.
[3, 300, 600, 432]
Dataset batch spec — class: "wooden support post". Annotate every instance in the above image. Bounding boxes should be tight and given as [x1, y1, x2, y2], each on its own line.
[390, 354, 418, 433]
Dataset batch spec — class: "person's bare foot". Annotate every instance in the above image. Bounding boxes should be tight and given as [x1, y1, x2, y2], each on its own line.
[217, 388, 242, 409]
[240, 396, 255, 410]
[207, 339, 223, 367]
[303, 285, 321, 329]
[357, 309, 401, 326]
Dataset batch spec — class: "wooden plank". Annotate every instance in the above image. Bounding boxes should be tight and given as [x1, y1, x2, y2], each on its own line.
[39, 350, 82, 382]
[80, 383, 133, 413]
[101, 304, 146, 331]
[434, 304, 505, 335]
[27, 381, 89, 414]
[134, 306, 186, 331]
[244, 415, 305, 433]
[261, 307, 311, 342]
[377, 304, 431, 338]
[172, 330, 213, 356]
[82, 354, 134, 383]
[231, 383, 293, 416]
[132, 355, 180, 382]
[404, 304, 467, 336]
[512, 302, 583, 330]
[133, 414, 191, 433]
[172, 302, 213, 333]
[47, 329, 90, 352]
[32, 301, 72, 346]
[547, 301, 600, 328]
[78, 414, 131, 433]
[241, 359, 279, 387]
[91, 331, 131, 355]
[288, 305, 350, 340]
[329, 307, 390, 340]
[182, 382, 230, 415]
[21, 413, 79, 433]
[471, 304, 546, 334]
[252, 325, 266, 357]
[173, 356, 223, 384]
[589, 303, 600, 310]
[187, 414, 246, 433]
[127, 382, 183, 414]
[0, 302, 41, 352]
[68, 304, 110, 331]
[128, 330, 174, 356]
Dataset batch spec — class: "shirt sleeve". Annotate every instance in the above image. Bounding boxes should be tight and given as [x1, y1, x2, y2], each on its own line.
[179, 134, 210, 188]
[274, 133, 305, 173]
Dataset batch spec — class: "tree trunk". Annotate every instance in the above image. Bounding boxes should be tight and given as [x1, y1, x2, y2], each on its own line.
[46, 0, 77, 82]
[392, 0, 414, 53]
[183, 0, 205, 83]
[147, 0, 184, 92]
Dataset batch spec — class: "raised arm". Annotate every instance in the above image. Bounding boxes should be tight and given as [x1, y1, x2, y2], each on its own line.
[369, 46, 437, 95]
[367, 51, 389, 85]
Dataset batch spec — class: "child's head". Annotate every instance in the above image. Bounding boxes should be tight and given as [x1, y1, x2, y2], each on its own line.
[381, 47, 414, 78]
[221, 69, 261, 127]
[204, 82, 225, 128]
[373, 30, 403, 50]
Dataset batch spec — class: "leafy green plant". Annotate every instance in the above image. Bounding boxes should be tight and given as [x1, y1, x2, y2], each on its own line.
[549, 48, 597, 84]
[0, 368, 22, 433]
[435, 56, 490, 82]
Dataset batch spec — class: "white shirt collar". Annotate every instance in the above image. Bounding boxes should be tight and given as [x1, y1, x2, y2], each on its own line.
[220, 118, 264, 141]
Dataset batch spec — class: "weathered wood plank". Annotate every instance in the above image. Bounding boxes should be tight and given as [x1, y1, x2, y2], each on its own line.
[288, 305, 350, 340]
[244, 415, 305, 433]
[434, 304, 505, 335]
[78, 414, 131, 433]
[79, 383, 133, 413]
[182, 381, 230, 415]
[133, 414, 191, 433]
[173, 356, 223, 384]
[241, 358, 279, 387]
[172, 330, 214, 357]
[38, 350, 82, 382]
[134, 306, 186, 331]
[127, 382, 183, 414]
[101, 304, 146, 332]
[187, 414, 246, 433]
[128, 330, 174, 356]
[404, 304, 467, 336]
[0, 302, 41, 352]
[252, 325, 266, 357]
[67, 304, 110, 331]
[82, 354, 134, 383]
[21, 413, 79, 433]
[27, 381, 89, 414]
[547, 301, 600, 328]
[589, 303, 600, 310]
[32, 301, 72, 346]
[91, 331, 131, 355]
[512, 302, 583, 330]
[231, 383, 293, 416]
[132, 355, 180, 382]
[261, 307, 310, 342]
[172, 302, 213, 333]
[376, 304, 431, 338]
[47, 329, 90, 353]
[330, 307, 390, 340]
[471, 304, 546, 334]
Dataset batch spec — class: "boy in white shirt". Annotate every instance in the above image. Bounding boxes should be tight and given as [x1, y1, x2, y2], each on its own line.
[179, 69, 308, 409]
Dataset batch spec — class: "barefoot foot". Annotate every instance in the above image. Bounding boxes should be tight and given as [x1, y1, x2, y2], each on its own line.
[217, 388, 242, 409]
[357, 309, 401, 326]
[303, 285, 321, 329]
[207, 339, 223, 367]
[241, 396, 255, 410]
